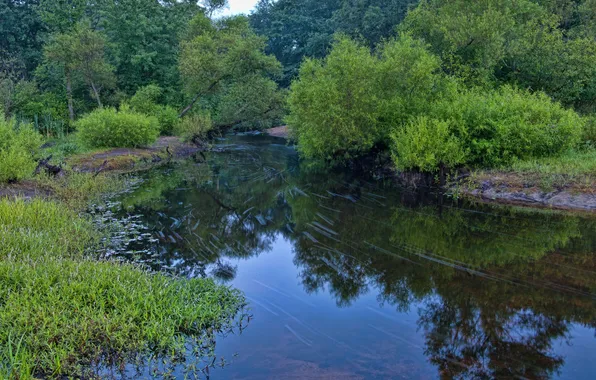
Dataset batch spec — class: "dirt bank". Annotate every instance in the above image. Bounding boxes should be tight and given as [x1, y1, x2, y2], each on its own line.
[453, 171, 596, 212]
[0, 137, 202, 200]
[265, 126, 289, 138]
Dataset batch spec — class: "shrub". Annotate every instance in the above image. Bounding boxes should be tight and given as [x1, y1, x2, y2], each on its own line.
[129, 85, 179, 135]
[174, 111, 213, 143]
[435, 86, 584, 167]
[0, 118, 42, 183]
[582, 114, 596, 147]
[75, 107, 159, 148]
[390, 117, 466, 172]
[286, 35, 450, 164]
[391, 86, 584, 171]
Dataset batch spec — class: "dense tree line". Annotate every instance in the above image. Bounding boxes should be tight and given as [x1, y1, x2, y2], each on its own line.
[2, 0, 596, 175]
[280, 0, 596, 172]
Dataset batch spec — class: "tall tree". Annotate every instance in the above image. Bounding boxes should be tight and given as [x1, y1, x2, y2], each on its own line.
[179, 14, 283, 128]
[44, 22, 115, 117]
[0, 0, 46, 76]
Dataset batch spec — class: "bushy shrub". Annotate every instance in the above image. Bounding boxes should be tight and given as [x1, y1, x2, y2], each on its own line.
[75, 107, 159, 148]
[129, 84, 179, 135]
[390, 117, 466, 172]
[582, 114, 596, 147]
[0, 118, 42, 183]
[391, 86, 584, 171]
[174, 111, 213, 143]
[435, 86, 583, 167]
[286, 35, 450, 163]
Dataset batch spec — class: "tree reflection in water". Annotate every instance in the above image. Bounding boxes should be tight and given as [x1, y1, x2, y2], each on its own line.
[115, 135, 596, 379]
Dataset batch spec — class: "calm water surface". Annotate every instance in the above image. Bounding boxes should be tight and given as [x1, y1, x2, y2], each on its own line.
[113, 135, 596, 379]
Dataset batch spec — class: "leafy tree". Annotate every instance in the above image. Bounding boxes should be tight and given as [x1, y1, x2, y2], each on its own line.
[250, 0, 342, 86]
[286, 34, 449, 163]
[44, 22, 115, 118]
[100, 0, 204, 99]
[179, 14, 283, 129]
[0, 0, 46, 75]
[402, 0, 596, 109]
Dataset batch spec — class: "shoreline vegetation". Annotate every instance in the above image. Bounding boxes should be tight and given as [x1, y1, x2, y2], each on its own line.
[1, 0, 595, 376]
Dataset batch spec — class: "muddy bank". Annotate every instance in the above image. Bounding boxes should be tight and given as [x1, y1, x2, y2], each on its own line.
[455, 180, 595, 212]
[0, 137, 203, 200]
[265, 125, 289, 138]
[70, 136, 202, 172]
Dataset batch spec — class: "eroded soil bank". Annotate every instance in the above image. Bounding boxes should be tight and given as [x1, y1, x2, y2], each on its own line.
[453, 171, 595, 212]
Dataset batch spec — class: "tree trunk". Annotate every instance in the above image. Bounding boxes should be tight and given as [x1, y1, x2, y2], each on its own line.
[90, 81, 102, 108]
[66, 71, 75, 121]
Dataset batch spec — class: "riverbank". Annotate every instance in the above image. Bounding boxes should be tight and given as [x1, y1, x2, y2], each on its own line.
[0, 140, 247, 378]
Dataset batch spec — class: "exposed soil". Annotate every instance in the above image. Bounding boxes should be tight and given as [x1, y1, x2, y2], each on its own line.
[0, 137, 202, 200]
[70, 136, 201, 172]
[266, 125, 289, 138]
[453, 171, 596, 212]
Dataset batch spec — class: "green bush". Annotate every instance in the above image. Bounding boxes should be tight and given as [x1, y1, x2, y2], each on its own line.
[391, 86, 584, 171]
[391, 117, 466, 172]
[582, 114, 596, 146]
[434, 86, 583, 167]
[174, 111, 213, 143]
[75, 107, 159, 148]
[286, 35, 450, 164]
[0, 118, 42, 183]
[129, 85, 179, 135]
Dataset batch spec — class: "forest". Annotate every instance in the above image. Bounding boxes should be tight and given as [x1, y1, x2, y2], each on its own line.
[1, 0, 595, 378]
[1, 0, 595, 178]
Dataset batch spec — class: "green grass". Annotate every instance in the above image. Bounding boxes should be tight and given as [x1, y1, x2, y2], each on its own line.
[509, 149, 596, 177]
[0, 198, 246, 379]
[34, 171, 126, 211]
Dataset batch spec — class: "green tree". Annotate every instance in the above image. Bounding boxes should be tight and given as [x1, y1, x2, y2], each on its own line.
[286, 34, 449, 163]
[179, 14, 283, 129]
[44, 22, 115, 118]
[402, 0, 596, 109]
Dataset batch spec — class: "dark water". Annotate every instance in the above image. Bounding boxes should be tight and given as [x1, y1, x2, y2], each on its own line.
[113, 134, 596, 379]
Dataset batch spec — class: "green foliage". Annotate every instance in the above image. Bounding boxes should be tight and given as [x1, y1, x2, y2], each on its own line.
[129, 84, 179, 135]
[287, 34, 449, 163]
[0, 198, 245, 378]
[392, 86, 584, 171]
[250, 0, 418, 85]
[0, 118, 42, 183]
[435, 86, 583, 167]
[391, 117, 466, 172]
[0, 199, 98, 260]
[174, 112, 213, 143]
[402, 0, 596, 109]
[179, 14, 283, 129]
[286, 37, 381, 162]
[75, 107, 159, 148]
[43, 21, 115, 113]
[582, 114, 596, 146]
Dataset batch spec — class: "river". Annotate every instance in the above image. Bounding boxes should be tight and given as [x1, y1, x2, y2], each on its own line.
[111, 134, 596, 379]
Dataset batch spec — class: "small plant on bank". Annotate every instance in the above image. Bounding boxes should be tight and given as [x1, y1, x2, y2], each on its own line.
[75, 107, 159, 149]
[0, 118, 43, 183]
[174, 111, 213, 144]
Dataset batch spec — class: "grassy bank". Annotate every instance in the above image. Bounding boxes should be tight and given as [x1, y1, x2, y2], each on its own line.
[468, 149, 596, 193]
[0, 198, 245, 378]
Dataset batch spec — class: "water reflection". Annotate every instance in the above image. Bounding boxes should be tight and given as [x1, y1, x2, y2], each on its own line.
[115, 135, 596, 379]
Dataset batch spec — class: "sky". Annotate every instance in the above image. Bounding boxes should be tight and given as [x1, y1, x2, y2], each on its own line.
[221, 0, 260, 16]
